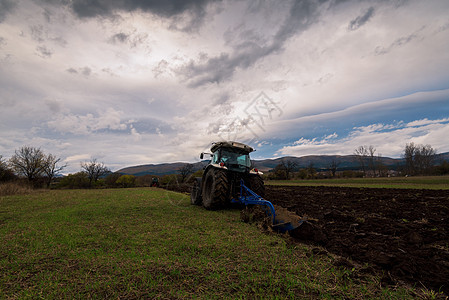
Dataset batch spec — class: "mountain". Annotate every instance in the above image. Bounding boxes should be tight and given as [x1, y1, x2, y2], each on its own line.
[116, 162, 207, 176]
[117, 153, 449, 176]
[251, 155, 401, 172]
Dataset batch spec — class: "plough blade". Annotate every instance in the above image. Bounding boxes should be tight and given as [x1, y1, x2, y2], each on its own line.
[233, 179, 304, 232]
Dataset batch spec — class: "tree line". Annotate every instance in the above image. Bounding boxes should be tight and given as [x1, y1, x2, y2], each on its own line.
[1, 146, 66, 187]
[353, 143, 442, 177]
[1, 146, 112, 188]
[266, 142, 448, 180]
[1, 146, 201, 190]
[2, 142, 448, 189]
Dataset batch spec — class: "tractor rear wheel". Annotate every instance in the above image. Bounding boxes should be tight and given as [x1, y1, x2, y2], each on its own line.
[248, 175, 265, 197]
[202, 168, 229, 210]
[190, 177, 202, 205]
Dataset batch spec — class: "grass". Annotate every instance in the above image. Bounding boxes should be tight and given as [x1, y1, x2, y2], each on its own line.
[266, 176, 449, 190]
[0, 188, 421, 298]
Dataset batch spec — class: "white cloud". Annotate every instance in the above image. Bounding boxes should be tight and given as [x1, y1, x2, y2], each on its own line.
[47, 108, 128, 135]
[65, 154, 91, 164]
[0, 0, 449, 173]
[279, 118, 449, 158]
[407, 118, 449, 127]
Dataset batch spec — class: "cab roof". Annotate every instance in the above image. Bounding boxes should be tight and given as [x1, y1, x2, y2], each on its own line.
[211, 141, 254, 153]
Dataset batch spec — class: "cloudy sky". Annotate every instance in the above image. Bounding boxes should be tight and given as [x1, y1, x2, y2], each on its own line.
[1, 0, 448, 173]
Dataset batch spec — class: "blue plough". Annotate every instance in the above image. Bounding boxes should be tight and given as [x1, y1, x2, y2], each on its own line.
[231, 179, 304, 233]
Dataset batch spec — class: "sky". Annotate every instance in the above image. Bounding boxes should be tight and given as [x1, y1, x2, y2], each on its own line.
[1, 0, 449, 174]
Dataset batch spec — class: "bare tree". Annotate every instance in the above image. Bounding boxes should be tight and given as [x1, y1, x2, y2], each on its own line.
[0, 155, 5, 179]
[404, 143, 436, 175]
[328, 159, 339, 177]
[354, 145, 379, 176]
[0, 155, 15, 181]
[81, 159, 110, 186]
[367, 146, 376, 177]
[404, 143, 416, 175]
[178, 163, 194, 183]
[376, 153, 388, 177]
[42, 154, 67, 187]
[306, 162, 316, 179]
[354, 145, 368, 174]
[279, 159, 298, 180]
[9, 146, 46, 181]
[416, 144, 436, 175]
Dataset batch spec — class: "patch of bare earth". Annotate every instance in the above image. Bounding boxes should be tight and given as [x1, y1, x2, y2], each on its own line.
[264, 185, 449, 296]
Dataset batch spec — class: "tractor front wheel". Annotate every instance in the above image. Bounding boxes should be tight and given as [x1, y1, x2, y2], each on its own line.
[202, 168, 229, 210]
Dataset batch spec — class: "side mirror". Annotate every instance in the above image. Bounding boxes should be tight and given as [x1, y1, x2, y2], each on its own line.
[200, 153, 204, 159]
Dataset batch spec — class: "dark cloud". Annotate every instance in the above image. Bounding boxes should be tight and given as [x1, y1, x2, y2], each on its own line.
[108, 32, 149, 48]
[30, 24, 45, 42]
[45, 98, 62, 113]
[152, 60, 169, 78]
[0, 0, 16, 23]
[36, 45, 53, 58]
[43, 8, 52, 22]
[67, 0, 221, 31]
[109, 32, 129, 44]
[179, 0, 336, 88]
[348, 7, 375, 31]
[272, 0, 323, 45]
[212, 92, 233, 115]
[374, 33, 419, 55]
[66, 67, 92, 76]
[213, 92, 230, 106]
[81, 67, 92, 76]
[51, 36, 68, 47]
[66, 68, 78, 74]
[29, 24, 67, 46]
[130, 118, 174, 135]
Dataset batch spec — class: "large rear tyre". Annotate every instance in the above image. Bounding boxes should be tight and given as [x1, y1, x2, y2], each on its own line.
[190, 177, 202, 205]
[202, 168, 229, 210]
[247, 175, 265, 197]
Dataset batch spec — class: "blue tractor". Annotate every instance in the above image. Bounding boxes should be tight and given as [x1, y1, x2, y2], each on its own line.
[191, 141, 303, 232]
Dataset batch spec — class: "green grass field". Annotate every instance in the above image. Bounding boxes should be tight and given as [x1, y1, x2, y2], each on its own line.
[266, 176, 449, 190]
[0, 188, 424, 298]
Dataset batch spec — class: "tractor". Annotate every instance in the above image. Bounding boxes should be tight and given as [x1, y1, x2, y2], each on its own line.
[190, 141, 303, 232]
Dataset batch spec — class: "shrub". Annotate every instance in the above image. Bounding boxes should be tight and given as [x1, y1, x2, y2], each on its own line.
[57, 172, 90, 189]
[295, 169, 308, 179]
[160, 174, 180, 186]
[435, 161, 449, 175]
[115, 175, 136, 188]
[105, 173, 122, 187]
[0, 167, 17, 182]
[0, 156, 17, 182]
[0, 182, 33, 196]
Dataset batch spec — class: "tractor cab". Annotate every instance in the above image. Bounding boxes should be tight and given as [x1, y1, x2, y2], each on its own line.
[202, 141, 255, 173]
[211, 147, 251, 173]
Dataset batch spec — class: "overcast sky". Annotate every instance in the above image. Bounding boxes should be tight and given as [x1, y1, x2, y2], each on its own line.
[1, 0, 449, 173]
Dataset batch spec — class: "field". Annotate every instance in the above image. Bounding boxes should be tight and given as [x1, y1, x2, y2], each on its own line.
[0, 187, 429, 299]
[265, 185, 449, 296]
[266, 176, 449, 190]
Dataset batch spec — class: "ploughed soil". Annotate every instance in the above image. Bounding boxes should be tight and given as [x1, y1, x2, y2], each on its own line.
[265, 185, 449, 295]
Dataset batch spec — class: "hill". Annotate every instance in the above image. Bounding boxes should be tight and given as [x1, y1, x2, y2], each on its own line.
[116, 153, 449, 176]
[251, 155, 401, 172]
[116, 162, 207, 176]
